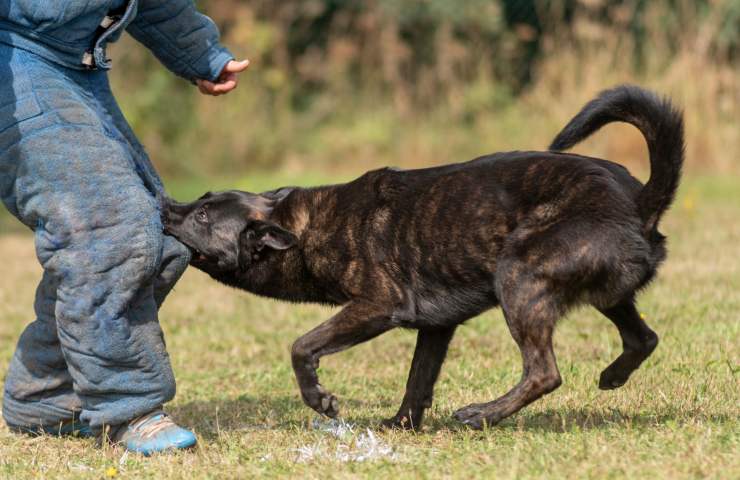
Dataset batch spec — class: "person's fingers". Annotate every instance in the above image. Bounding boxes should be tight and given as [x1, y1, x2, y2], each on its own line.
[199, 79, 222, 96]
[213, 78, 238, 93]
[207, 72, 237, 93]
[218, 72, 238, 83]
[196, 80, 210, 95]
[196, 61, 248, 95]
[223, 59, 250, 74]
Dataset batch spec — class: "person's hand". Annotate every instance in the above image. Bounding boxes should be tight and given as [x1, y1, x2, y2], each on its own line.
[196, 59, 250, 96]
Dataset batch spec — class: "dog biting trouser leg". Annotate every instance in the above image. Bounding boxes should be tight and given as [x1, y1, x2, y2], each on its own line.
[0, 44, 191, 438]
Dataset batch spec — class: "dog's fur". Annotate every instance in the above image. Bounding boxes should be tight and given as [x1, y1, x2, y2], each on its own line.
[164, 85, 684, 429]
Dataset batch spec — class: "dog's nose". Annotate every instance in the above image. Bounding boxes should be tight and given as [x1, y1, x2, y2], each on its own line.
[160, 197, 192, 232]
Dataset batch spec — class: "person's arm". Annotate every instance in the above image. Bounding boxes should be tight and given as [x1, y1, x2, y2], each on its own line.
[126, 0, 248, 94]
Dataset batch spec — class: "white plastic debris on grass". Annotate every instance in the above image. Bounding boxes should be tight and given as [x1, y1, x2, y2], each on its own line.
[294, 418, 399, 463]
[67, 463, 93, 472]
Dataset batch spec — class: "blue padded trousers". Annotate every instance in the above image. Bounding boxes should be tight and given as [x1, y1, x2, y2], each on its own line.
[0, 44, 191, 430]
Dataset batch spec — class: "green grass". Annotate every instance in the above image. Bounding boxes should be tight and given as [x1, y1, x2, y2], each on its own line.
[0, 174, 738, 479]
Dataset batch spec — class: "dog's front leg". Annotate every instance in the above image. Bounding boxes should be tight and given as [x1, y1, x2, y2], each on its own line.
[382, 327, 456, 430]
[291, 301, 393, 418]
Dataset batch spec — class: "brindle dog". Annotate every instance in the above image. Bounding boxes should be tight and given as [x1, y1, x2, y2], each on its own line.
[164, 85, 684, 430]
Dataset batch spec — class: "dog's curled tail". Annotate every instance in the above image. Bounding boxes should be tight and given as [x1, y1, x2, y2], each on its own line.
[549, 85, 685, 233]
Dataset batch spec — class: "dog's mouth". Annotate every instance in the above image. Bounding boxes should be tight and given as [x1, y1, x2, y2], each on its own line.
[164, 224, 221, 269]
[169, 234, 212, 266]
[163, 227, 210, 265]
[187, 245, 212, 265]
[184, 245, 232, 272]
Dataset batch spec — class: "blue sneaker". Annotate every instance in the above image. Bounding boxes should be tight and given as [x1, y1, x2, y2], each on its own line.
[106, 410, 196, 456]
[9, 419, 93, 438]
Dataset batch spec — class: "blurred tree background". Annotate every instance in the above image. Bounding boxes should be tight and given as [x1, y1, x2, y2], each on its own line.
[109, 0, 739, 187]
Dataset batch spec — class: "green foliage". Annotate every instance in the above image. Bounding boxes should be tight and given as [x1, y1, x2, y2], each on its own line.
[103, 0, 738, 182]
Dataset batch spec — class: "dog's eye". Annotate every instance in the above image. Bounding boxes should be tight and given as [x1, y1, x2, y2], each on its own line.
[195, 208, 208, 223]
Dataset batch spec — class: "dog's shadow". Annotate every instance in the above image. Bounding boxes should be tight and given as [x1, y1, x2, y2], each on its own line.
[171, 395, 732, 440]
[169, 394, 375, 440]
[424, 408, 734, 434]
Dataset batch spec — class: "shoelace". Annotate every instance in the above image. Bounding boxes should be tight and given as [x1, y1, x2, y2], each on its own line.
[128, 411, 177, 439]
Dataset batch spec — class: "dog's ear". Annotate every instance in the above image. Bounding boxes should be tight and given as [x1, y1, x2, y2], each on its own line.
[238, 221, 297, 270]
[250, 221, 298, 251]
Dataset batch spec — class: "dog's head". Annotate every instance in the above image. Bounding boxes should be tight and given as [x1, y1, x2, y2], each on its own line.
[163, 190, 297, 275]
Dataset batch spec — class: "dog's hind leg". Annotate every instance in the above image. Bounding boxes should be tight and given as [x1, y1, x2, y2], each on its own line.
[381, 327, 457, 430]
[598, 297, 658, 390]
[453, 265, 563, 429]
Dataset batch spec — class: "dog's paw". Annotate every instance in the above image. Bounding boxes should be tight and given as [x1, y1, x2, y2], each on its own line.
[380, 413, 420, 431]
[453, 403, 501, 430]
[598, 367, 630, 390]
[452, 403, 486, 429]
[301, 384, 340, 418]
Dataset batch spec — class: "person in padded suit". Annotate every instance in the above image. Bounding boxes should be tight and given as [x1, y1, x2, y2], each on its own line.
[0, 0, 248, 454]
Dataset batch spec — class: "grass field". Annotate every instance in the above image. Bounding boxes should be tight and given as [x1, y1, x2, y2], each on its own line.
[0, 174, 738, 479]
